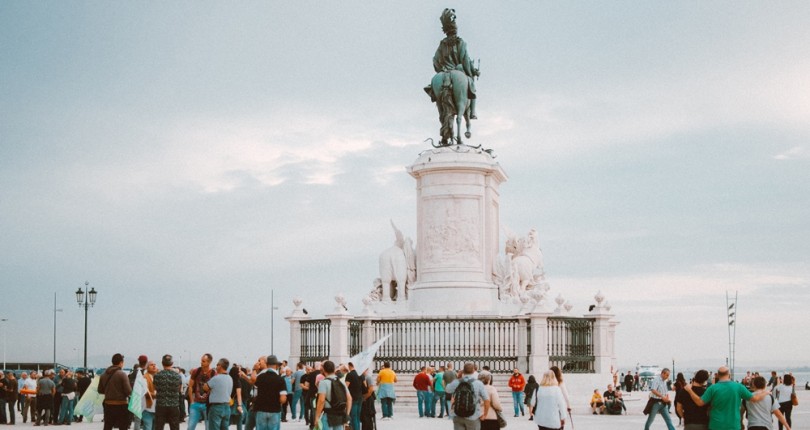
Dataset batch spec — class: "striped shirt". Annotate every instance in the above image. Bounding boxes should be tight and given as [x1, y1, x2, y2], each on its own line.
[649, 376, 669, 399]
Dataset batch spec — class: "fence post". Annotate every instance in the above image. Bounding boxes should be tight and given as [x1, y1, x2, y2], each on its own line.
[528, 307, 551, 375]
[588, 292, 615, 374]
[326, 308, 353, 365]
[286, 298, 310, 367]
[517, 316, 529, 372]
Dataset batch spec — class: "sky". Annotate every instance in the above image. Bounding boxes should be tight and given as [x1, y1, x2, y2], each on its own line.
[1, 1, 809, 372]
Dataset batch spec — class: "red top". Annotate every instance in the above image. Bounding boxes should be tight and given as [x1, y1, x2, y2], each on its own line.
[413, 372, 432, 391]
[508, 374, 526, 392]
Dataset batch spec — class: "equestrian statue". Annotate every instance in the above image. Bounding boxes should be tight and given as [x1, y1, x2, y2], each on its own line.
[424, 8, 480, 147]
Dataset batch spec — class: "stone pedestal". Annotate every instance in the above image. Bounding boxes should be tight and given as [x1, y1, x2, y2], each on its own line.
[406, 146, 507, 314]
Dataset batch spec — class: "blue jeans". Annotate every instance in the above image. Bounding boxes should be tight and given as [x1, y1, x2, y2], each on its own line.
[416, 391, 429, 417]
[319, 414, 343, 430]
[187, 403, 208, 430]
[511, 392, 524, 416]
[425, 391, 435, 417]
[349, 402, 361, 430]
[255, 411, 281, 430]
[433, 391, 447, 417]
[291, 390, 303, 420]
[141, 410, 155, 430]
[644, 401, 675, 430]
[207, 404, 230, 430]
[380, 398, 393, 418]
[230, 403, 243, 430]
[58, 396, 76, 424]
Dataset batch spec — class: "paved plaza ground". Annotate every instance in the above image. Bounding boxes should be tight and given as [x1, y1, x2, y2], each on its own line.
[5, 390, 808, 430]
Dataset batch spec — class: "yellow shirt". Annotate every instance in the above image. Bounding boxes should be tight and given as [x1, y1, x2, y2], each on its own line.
[378, 368, 397, 384]
[591, 393, 603, 403]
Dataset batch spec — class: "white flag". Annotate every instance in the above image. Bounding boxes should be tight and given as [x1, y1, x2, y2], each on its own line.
[128, 370, 147, 419]
[348, 334, 391, 375]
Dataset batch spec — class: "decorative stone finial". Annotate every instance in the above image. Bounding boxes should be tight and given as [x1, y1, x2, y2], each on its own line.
[594, 290, 605, 306]
[564, 301, 573, 313]
[604, 301, 612, 312]
[555, 294, 565, 307]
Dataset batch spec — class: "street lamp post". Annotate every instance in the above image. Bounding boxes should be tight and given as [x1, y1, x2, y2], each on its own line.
[1, 318, 8, 370]
[75, 282, 98, 370]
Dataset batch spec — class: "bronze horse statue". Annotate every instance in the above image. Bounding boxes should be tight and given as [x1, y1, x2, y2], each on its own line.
[425, 9, 479, 147]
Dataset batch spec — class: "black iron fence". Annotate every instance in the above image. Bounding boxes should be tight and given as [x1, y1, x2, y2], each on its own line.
[548, 317, 595, 373]
[370, 318, 521, 373]
[300, 319, 331, 365]
[298, 316, 596, 374]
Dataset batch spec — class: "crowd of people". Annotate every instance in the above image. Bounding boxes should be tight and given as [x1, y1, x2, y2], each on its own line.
[1, 357, 802, 430]
[0, 368, 93, 426]
[639, 366, 798, 430]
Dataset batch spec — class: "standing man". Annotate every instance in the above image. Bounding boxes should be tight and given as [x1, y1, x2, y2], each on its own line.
[344, 363, 363, 430]
[253, 355, 287, 430]
[413, 366, 431, 418]
[57, 370, 77, 425]
[300, 363, 320, 429]
[433, 365, 447, 419]
[187, 354, 216, 430]
[624, 371, 635, 393]
[4, 371, 18, 424]
[291, 363, 306, 422]
[22, 372, 38, 424]
[683, 366, 770, 430]
[360, 368, 376, 430]
[202, 358, 233, 430]
[445, 363, 490, 430]
[154, 355, 182, 430]
[314, 361, 351, 430]
[98, 354, 132, 430]
[35, 370, 57, 426]
[644, 368, 676, 430]
[507, 368, 526, 417]
[0, 371, 8, 424]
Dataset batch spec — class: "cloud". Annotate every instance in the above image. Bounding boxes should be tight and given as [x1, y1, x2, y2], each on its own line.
[773, 146, 808, 160]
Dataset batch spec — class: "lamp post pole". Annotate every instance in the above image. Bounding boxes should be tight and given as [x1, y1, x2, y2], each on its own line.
[75, 282, 98, 370]
[270, 289, 279, 355]
[53, 293, 63, 370]
[1, 318, 8, 370]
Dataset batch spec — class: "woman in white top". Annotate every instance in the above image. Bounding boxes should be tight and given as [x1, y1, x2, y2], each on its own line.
[478, 371, 502, 430]
[530, 370, 567, 430]
[550, 366, 571, 414]
[774, 374, 795, 430]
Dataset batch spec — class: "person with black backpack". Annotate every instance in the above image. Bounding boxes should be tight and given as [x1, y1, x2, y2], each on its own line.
[313, 361, 352, 430]
[445, 363, 490, 430]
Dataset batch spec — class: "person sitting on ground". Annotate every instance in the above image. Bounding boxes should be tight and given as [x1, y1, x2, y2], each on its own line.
[590, 389, 604, 414]
[603, 384, 624, 415]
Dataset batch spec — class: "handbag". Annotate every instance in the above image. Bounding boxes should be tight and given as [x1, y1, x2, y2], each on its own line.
[792, 386, 799, 406]
[495, 410, 507, 428]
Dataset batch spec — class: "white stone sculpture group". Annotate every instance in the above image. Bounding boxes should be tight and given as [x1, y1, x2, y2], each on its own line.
[370, 221, 416, 302]
[368, 223, 549, 305]
[493, 227, 549, 299]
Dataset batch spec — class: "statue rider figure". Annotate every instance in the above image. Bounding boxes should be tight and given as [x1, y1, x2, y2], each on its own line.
[424, 8, 479, 119]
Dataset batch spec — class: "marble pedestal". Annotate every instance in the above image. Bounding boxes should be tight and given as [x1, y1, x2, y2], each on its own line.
[405, 146, 507, 315]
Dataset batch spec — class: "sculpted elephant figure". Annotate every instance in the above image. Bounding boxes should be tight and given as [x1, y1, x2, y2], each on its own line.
[378, 222, 416, 301]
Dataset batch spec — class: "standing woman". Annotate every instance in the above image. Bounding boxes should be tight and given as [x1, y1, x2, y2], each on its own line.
[478, 372, 501, 430]
[523, 375, 538, 420]
[775, 374, 796, 430]
[673, 372, 687, 426]
[529, 370, 567, 430]
[549, 366, 571, 417]
[5, 372, 19, 425]
[376, 362, 397, 421]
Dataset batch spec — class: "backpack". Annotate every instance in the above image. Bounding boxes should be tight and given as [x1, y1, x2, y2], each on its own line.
[453, 379, 476, 418]
[325, 377, 348, 426]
